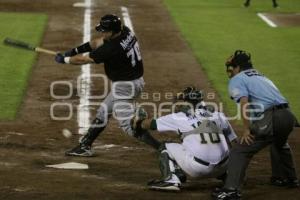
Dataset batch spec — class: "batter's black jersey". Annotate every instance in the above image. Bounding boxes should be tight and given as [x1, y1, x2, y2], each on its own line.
[89, 26, 143, 81]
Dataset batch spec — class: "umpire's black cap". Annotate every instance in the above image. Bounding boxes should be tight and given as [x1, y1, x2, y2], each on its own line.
[225, 50, 253, 70]
[95, 14, 122, 33]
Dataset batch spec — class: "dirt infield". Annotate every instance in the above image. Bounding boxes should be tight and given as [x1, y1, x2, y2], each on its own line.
[0, 0, 299, 200]
[264, 13, 300, 27]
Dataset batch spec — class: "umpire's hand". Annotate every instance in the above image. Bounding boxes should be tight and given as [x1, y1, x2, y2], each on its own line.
[240, 129, 254, 145]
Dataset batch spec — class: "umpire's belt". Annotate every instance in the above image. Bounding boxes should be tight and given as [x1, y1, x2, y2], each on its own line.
[193, 156, 228, 167]
[272, 103, 289, 110]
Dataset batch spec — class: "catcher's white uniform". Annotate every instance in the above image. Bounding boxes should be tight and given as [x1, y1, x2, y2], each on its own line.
[156, 108, 236, 179]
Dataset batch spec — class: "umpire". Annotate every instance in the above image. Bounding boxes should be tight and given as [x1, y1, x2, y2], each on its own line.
[213, 50, 299, 200]
[55, 14, 160, 156]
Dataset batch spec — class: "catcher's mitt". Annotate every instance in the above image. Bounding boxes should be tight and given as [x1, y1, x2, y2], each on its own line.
[131, 107, 148, 130]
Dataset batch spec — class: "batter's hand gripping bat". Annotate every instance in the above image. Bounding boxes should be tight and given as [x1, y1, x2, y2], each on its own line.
[3, 37, 57, 55]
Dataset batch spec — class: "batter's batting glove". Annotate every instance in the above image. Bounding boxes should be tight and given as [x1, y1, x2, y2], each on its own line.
[64, 48, 77, 57]
[131, 107, 148, 130]
[55, 53, 65, 64]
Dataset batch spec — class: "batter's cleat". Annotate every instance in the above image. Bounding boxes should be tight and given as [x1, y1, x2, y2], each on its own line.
[147, 179, 181, 191]
[65, 144, 94, 157]
[212, 188, 241, 200]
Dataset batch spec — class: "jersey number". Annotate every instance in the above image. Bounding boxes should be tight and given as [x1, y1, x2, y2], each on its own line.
[127, 42, 142, 67]
[199, 132, 221, 144]
[244, 70, 262, 77]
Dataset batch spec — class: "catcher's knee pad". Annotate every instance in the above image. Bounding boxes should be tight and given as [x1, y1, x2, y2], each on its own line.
[158, 142, 186, 182]
[158, 147, 181, 181]
[175, 167, 187, 183]
[159, 150, 172, 180]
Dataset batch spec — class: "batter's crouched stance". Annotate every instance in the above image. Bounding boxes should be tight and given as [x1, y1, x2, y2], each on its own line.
[132, 87, 237, 191]
[213, 50, 299, 200]
[55, 14, 160, 156]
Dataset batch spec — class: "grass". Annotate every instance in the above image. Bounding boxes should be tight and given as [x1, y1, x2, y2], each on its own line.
[163, 0, 300, 120]
[0, 12, 47, 120]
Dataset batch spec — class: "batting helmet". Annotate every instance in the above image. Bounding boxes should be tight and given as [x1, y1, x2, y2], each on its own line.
[225, 50, 253, 70]
[95, 14, 122, 33]
[178, 86, 204, 105]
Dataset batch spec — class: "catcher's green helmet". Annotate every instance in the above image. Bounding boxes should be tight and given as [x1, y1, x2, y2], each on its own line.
[179, 86, 204, 105]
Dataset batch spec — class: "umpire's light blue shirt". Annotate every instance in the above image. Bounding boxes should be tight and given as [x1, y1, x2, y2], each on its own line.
[228, 69, 287, 112]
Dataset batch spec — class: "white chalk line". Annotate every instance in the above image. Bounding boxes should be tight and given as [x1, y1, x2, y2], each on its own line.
[93, 144, 145, 150]
[121, 6, 135, 34]
[257, 13, 277, 28]
[78, 0, 92, 134]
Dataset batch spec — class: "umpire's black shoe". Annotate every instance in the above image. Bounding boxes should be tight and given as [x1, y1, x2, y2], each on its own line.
[286, 179, 300, 188]
[65, 144, 94, 157]
[212, 188, 241, 200]
[270, 177, 285, 186]
[270, 177, 300, 188]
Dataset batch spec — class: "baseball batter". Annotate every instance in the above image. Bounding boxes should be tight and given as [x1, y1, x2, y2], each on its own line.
[55, 14, 160, 156]
[133, 87, 237, 191]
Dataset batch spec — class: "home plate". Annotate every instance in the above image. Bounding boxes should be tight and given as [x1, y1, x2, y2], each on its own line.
[46, 162, 89, 170]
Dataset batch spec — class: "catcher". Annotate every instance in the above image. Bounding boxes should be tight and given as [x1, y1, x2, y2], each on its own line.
[132, 86, 237, 191]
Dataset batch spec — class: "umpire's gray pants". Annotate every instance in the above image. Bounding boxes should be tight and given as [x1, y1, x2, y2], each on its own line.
[224, 108, 298, 189]
[96, 77, 144, 136]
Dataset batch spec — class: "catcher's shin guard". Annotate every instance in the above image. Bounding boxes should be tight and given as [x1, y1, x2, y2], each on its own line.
[134, 128, 161, 150]
[174, 165, 187, 183]
[80, 118, 106, 147]
[159, 150, 173, 180]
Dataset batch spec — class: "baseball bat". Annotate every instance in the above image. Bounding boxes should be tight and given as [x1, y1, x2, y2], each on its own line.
[3, 37, 57, 55]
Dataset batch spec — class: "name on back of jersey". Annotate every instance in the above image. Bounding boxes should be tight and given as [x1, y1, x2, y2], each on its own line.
[120, 31, 136, 50]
